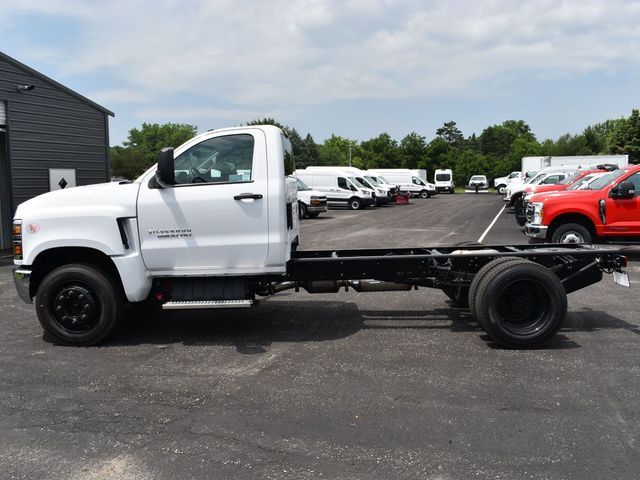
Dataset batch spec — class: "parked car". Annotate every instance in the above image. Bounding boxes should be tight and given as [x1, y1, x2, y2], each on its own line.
[467, 175, 488, 193]
[295, 178, 328, 219]
[514, 166, 617, 225]
[524, 165, 640, 244]
[295, 169, 375, 210]
[434, 169, 455, 193]
[367, 169, 435, 198]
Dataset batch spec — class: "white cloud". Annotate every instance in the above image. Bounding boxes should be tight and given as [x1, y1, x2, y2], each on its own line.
[2, 0, 639, 137]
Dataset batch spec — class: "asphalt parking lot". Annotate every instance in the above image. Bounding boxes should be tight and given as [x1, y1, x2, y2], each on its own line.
[1, 193, 639, 480]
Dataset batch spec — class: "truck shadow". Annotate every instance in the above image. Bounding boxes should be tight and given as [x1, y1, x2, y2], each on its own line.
[102, 302, 639, 352]
[107, 300, 481, 352]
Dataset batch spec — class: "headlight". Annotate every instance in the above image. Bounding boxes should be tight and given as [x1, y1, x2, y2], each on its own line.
[523, 192, 533, 201]
[310, 196, 320, 200]
[531, 202, 544, 225]
[377, 189, 385, 195]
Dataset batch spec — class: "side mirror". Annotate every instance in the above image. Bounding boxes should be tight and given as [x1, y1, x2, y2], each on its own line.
[155, 147, 175, 188]
[610, 181, 635, 199]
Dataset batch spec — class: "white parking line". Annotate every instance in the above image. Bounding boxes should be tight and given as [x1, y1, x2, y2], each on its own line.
[478, 205, 506, 243]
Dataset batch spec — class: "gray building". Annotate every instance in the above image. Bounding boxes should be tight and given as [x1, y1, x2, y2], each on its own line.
[0, 51, 114, 250]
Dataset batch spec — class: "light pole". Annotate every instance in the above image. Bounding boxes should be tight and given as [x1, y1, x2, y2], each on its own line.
[348, 144, 354, 167]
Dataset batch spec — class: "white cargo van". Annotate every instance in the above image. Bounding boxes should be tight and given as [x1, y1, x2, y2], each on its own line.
[434, 169, 455, 193]
[304, 166, 393, 205]
[295, 169, 375, 210]
[367, 169, 435, 198]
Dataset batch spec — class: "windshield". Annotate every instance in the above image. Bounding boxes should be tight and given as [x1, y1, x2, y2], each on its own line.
[470, 176, 486, 182]
[378, 176, 391, 184]
[349, 177, 367, 189]
[567, 172, 603, 190]
[587, 169, 627, 190]
[296, 178, 311, 191]
[364, 176, 380, 186]
[412, 176, 426, 185]
[559, 172, 581, 185]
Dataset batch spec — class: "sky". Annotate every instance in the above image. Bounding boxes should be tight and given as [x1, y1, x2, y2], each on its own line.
[1, 0, 639, 147]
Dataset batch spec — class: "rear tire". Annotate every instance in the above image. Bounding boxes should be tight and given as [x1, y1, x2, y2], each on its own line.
[35, 264, 122, 346]
[551, 223, 592, 244]
[468, 257, 531, 324]
[349, 197, 362, 210]
[474, 261, 567, 348]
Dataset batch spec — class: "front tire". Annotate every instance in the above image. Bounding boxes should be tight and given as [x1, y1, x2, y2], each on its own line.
[298, 202, 308, 220]
[474, 261, 567, 348]
[306, 211, 320, 218]
[349, 197, 362, 210]
[551, 223, 592, 244]
[35, 264, 122, 346]
[497, 185, 506, 195]
[419, 190, 430, 199]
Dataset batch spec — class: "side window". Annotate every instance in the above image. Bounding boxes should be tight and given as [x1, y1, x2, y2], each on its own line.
[543, 174, 562, 185]
[337, 177, 348, 189]
[625, 173, 640, 195]
[173, 134, 254, 185]
[282, 135, 295, 176]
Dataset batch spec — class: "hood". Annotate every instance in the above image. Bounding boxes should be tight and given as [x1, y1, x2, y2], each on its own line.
[528, 189, 598, 204]
[15, 182, 141, 220]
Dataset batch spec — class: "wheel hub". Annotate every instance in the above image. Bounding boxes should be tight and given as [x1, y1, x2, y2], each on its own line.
[561, 232, 583, 243]
[53, 285, 99, 332]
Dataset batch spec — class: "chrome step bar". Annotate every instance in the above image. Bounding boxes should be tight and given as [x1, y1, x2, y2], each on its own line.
[162, 299, 253, 310]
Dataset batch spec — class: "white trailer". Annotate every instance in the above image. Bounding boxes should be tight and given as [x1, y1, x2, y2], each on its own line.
[521, 155, 629, 177]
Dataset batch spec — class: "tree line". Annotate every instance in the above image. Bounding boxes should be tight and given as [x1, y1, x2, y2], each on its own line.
[111, 109, 640, 185]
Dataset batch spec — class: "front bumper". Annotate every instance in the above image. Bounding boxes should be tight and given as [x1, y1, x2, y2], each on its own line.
[13, 267, 32, 304]
[363, 197, 376, 207]
[307, 204, 328, 213]
[375, 195, 391, 205]
[523, 223, 548, 239]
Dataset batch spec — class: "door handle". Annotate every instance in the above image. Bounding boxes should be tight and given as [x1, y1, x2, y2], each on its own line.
[234, 193, 263, 200]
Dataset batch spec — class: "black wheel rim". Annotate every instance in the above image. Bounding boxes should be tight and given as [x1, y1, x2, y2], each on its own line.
[495, 279, 550, 336]
[52, 284, 101, 333]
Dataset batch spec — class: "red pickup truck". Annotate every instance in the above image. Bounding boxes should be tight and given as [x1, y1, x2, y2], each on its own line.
[515, 167, 612, 225]
[524, 165, 640, 243]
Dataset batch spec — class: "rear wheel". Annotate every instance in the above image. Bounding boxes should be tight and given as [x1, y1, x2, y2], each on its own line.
[35, 264, 123, 346]
[349, 197, 362, 210]
[551, 223, 592, 244]
[474, 261, 567, 348]
[468, 257, 530, 324]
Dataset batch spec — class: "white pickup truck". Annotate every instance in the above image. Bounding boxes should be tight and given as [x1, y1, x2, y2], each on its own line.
[11, 125, 628, 348]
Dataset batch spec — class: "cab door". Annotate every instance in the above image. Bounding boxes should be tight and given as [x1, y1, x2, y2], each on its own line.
[137, 130, 269, 274]
[604, 172, 640, 236]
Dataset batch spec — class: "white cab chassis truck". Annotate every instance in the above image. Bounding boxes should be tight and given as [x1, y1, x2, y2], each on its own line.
[12, 126, 629, 349]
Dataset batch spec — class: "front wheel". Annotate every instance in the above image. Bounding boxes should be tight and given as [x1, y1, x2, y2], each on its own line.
[35, 264, 122, 346]
[551, 223, 592, 244]
[306, 211, 320, 218]
[349, 197, 362, 210]
[497, 185, 506, 195]
[419, 190, 430, 199]
[298, 202, 308, 220]
[515, 200, 527, 226]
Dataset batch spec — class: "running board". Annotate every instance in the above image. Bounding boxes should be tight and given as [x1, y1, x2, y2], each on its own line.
[162, 300, 254, 310]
